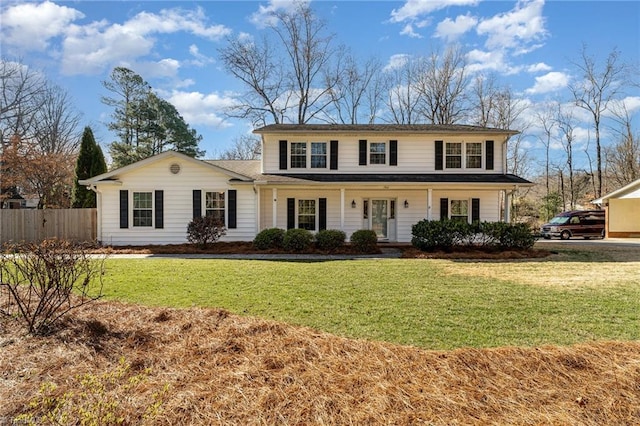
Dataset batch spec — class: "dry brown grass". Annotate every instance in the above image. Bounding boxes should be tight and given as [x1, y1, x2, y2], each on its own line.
[2, 301, 640, 425]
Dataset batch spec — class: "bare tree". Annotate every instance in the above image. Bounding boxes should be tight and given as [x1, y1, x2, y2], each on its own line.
[605, 102, 640, 188]
[570, 45, 630, 198]
[219, 134, 262, 160]
[384, 56, 422, 124]
[32, 84, 82, 155]
[555, 103, 578, 209]
[327, 55, 383, 124]
[470, 73, 499, 127]
[219, 3, 342, 125]
[415, 46, 469, 125]
[0, 59, 47, 144]
[535, 103, 557, 198]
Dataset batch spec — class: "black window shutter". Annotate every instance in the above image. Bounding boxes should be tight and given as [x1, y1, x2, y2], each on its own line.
[192, 190, 202, 218]
[359, 140, 367, 166]
[440, 198, 449, 221]
[119, 190, 129, 229]
[485, 140, 494, 170]
[287, 198, 295, 229]
[228, 189, 237, 229]
[154, 190, 164, 229]
[319, 198, 327, 231]
[390, 140, 398, 166]
[472, 198, 480, 223]
[330, 140, 339, 170]
[435, 140, 443, 170]
[279, 140, 288, 170]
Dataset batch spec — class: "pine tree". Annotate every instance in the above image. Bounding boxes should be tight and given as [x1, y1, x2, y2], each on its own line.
[71, 126, 106, 208]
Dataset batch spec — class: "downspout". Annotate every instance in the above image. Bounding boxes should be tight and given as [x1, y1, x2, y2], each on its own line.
[86, 184, 102, 244]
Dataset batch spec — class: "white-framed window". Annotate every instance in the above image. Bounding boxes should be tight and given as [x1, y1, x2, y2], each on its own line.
[370, 142, 386, 165]
[445, 142, 462, 169]
[290, 142, 307, 168]
[298, 199, 316, 231]
[450, 199, 469, 223]
[132, 192, 153, 227]
[205, 191, 225, 225]
[310, 142, 327, 168]
[466, 142, 482, 168]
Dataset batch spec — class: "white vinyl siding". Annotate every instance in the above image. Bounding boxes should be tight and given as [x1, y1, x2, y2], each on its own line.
[261, 134, 505, 174]
[97, 155, 256, 245]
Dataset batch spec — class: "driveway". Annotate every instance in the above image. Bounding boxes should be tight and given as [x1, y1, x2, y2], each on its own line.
[535, 237, 640, 249]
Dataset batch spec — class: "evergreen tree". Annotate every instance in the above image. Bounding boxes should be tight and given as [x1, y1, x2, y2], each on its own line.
[71, 126, 107, 208]
[102, 67, 204, 168]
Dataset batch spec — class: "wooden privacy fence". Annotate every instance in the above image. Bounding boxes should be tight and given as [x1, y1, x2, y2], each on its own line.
[0, 208, 97, 244]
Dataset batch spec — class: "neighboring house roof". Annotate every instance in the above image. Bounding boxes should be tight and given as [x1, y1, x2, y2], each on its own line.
[253, 123, 519, 136]
[592, 178, 640, 204]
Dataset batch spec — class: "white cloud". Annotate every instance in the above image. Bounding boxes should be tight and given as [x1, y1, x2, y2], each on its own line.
[390, 0, 479, 23]
[435, 13, 478, 42]
[526, 71, 569, 94]
[400, 23, 422, 38]
[250, 0, 310, 28]
[166, 90, 237, 128]
[0, 1, 83, 51]
[527, 62, 552, 73]
[384, 54, 411, 72]
[476, 0, 547, 51]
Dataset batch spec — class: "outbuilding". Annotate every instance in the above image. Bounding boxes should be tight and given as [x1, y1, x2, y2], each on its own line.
[593, 178, 640, 238]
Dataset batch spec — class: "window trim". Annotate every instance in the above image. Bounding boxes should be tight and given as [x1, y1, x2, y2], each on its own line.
[369, 141, 387, 165]
[444, 142, 484, 170]
[449, 199, 470, 223]
[204, 190, 226, 226]
[289, 141, 328, 170]
[132, 191, 153, 228]
[297, 198, 317, 231]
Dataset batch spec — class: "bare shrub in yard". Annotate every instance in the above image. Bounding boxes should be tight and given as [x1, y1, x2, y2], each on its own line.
[186, 216, 226, 248]
[0, 239, 107, 335]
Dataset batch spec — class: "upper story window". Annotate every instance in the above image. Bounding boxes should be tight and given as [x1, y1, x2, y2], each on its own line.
[205, 191, 225, 224]
[290, 142, 307, 168]
[310, 142, 327, 168]
[466, 142, 482, 168]
[289, 141, 327, 169]
[446, 142, 462, 168]
[370, 142, 386, 165]
[133, 192, 153, 227]
[444, 142, 482, 169]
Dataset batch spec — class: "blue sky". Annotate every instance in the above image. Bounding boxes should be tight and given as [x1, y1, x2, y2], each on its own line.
[1, 0, 639, 171]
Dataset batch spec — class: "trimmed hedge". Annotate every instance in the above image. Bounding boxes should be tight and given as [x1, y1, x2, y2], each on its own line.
[283, 228, 314, 252]
[350, 229, 378, 253]
[411, 220, 536, 252]
[253, 228, 286, 250]
[315, 229, 346, 251]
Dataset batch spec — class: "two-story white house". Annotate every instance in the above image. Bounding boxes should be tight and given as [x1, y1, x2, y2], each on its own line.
[80, 124, 532, 245]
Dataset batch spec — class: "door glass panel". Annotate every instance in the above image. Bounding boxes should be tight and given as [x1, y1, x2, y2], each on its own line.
[371, 200, 388, 238]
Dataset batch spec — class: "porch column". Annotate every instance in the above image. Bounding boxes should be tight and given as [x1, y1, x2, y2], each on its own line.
[503, 189, 511, 223]
[272, 188, 278, 228]
[340, 188, 345, 230]
[427, 188, 433, 220]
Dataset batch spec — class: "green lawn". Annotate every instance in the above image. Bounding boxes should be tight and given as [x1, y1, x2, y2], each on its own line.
[100, 256, 640, 350]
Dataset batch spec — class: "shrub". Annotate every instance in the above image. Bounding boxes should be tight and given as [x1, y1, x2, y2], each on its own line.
[253, 228, 286, 250]
[411, 219, 472, 251]
[283, 228, 314, 252]
[0, 239, 107, 335]
[315, 229, 346, 252]
[411, 220, 536, 252]
[350, 229, 378, 253]
[186, 216, 226, 248]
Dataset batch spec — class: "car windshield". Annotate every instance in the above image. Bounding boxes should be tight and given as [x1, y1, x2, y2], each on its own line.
[549, 216, 570, 225]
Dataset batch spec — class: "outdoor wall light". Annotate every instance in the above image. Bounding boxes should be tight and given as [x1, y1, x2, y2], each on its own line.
[404, 200, 409, 208]
[351, 200, 356, 208]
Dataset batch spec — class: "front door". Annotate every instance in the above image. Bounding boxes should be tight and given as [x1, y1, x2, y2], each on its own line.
[371, 199, 388, 239]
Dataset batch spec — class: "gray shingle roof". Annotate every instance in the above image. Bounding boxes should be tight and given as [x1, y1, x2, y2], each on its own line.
[253, 123, 519, 135]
